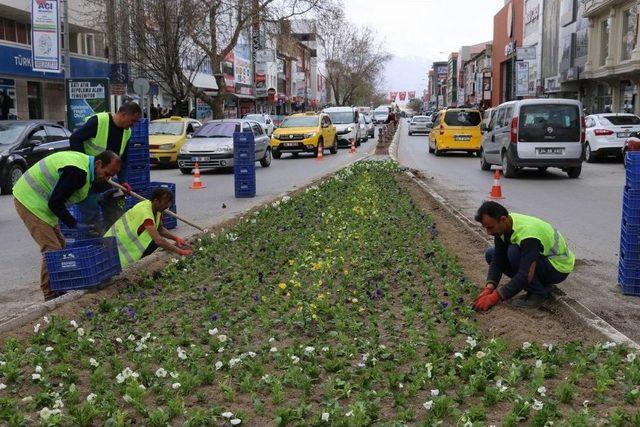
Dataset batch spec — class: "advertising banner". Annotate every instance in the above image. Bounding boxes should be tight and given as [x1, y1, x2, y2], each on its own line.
[389, 91, 398, 101]
[408, 91, 416, 100]
[515, 62, 530, 97]
[65, 78, 110, 131]
[196, 98, 212, 120]
[255, 62, 267, 97]
[31, 0, 61, 73]
[399, 92, 407, 101]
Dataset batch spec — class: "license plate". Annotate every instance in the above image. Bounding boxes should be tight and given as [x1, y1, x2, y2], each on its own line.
[618, 132, 631, 138]
[537, 148, 564, 155]
[192, 156, 210, 162]
[454, 135, 471, 141]
[284, 142, 298, 147]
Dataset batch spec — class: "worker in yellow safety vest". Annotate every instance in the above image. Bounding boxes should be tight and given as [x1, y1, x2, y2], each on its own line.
[12, 150, 121, 301]
[472, 201, 575, 311]
[105, 187, 192, 268]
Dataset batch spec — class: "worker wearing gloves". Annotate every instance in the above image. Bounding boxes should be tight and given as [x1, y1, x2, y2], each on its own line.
[69, 102, 142, 229]
[13, 150, 121, 301]
[472, 201, 575, 311]
[105, 187, 192, 268]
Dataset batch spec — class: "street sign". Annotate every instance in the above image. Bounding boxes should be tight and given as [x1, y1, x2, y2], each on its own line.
[517, 47, 536, 60]
[66, 78, 110, 131]
[110, 63, 129, 84]
[133, 78, 150, 95]
[111, 84, 127, 95]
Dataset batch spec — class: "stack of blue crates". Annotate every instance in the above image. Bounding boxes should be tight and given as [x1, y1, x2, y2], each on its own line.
[59, 205, 103, 243]
[233, 132, 256, 198]
[126, 119, 151, 192]
[619, 152, 640, 295]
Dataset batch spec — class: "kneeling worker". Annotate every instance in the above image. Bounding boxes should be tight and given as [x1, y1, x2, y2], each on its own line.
[105, 187, 192, 268]
[13, 150, 121, 301]
[472, 201, 575, 311]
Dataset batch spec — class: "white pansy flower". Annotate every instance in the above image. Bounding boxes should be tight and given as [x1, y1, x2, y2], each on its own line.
[522, 342, 532, 350]
[208, 328, 218, 336]
[533, 399, 544, 411]
[86, 393, 97, 403]
[0, 383, 6, 390]
[77, 328, 85, 337]
[454, 352, 464, 359]
[270, 347, 278, 353]
[222, 411, 234, 418]
[321, 412, 330, 422]
[230, 419, 241, 425]
[627, 353, 637, 363]
[155, 368, 167, 378]
[476, 351, 486, 359]
[34, 323, 41, 333]
[268, 337, 275, 343]
[35, 366, 43, 374]
[535, 360, 543, 369]
[215, 361, 223, 370]
[291, 355, 300, 364]
[218, 335, 227, 343]
[345, 411, 353, 417]
[466, 336, 477, 348]
[89, 358, 99, 368]
[170, 372, 179, 379]
[115, 337, 123, 343]
[304, 346, 315, 354]
[32, 373, 42, 381]
[70, 320, 78, 329]
[423, 400, 433, 410]
[171, 382, 181, 389]
[322, 347, 329, 352]
[537, 386, 546, 396]
[45, 346, 53, 352]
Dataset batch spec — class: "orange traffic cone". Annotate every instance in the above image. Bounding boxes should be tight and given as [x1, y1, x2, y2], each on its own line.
[489, 169, 504, 199]
[189, 162, 206, 189]
[350, 139, 356, 154]
[316, 143, 324, 161]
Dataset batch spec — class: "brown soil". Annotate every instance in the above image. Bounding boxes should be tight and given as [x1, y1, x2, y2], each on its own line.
[375, 125, 396, 155]
[396, 173, 604, 346]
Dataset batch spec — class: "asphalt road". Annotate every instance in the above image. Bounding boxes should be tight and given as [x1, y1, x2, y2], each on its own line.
[0, 136, 377, 317]
[397, 121, 640, 342]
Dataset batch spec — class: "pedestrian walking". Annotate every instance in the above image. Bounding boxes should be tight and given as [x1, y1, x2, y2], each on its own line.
[12, 151, 121, 301]
[472, 201, 575, 311]
[104, 187, 192, 268]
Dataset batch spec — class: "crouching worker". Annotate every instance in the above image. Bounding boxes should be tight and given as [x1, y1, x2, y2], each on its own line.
[472, 201, 575, 311]
[105, 187, 192, 268]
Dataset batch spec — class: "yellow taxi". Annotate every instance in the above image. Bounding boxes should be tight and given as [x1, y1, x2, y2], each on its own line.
[271, 112, 337, 158]
[428, 108, 482, 156]
[149, 116, 202, 165]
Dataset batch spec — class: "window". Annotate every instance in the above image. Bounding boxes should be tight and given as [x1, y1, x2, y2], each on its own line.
[44, 125, 67, 142]
[85, 34, 95, 56]
[493, 109, 505, 129]
[519, 104, 581, 142]
[600, 19, 609, 66]
[16, 23, 28, 44]
[602, 115, 640, 126]
[28, 127, 47, 144]
[622, 7, 638, 61]
[242, 123, 251, 133]
[443, 110, 481, 127]
[502, 107, 514, 127]
[4, 19, 16, 42]
[251, 123, 263, 135]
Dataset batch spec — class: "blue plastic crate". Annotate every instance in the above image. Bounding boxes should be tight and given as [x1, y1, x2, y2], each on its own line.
[149, 181, 176, 197]
[234, 164, 256, 177]
[235, 178, 256, 198]
[233, 132, 256, 148]
[45, 237, 121, 292]
[126, 146, 150, 166]
[162, 206, 178, 230]
[126, 167, 150, 191]
[619, 263, 640, 296]
[234, 147, 255, 164]
[59, 205, 104, 242]
[131, 119, 149, 138]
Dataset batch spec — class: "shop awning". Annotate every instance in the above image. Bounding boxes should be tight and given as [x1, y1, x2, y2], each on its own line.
[186, 71, 218, 91]
[227, 92, 255, 100]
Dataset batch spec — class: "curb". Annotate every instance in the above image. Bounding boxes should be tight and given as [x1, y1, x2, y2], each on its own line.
[395, 126, 640, 349]
[0, 151, 374, 335]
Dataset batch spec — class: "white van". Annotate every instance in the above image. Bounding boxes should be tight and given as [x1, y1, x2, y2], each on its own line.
[480, 99, 584, 178]
[373, 106, 391, 124]
[323, 106, 362, 147]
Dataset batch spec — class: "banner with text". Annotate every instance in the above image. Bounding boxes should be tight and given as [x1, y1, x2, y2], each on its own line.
[31, 0, 61, 73]
[66, 78, 110, 131]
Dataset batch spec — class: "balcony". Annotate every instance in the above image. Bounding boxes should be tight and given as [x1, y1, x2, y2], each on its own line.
[583, 0, 618, 17]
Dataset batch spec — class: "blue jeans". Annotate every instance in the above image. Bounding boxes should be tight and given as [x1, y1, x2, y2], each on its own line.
[485, 245, 568, 298]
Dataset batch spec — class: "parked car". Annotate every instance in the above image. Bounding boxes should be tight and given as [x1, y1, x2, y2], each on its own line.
[428, 108, 482, 156]
[149, 116, 201, 166]
[357, 114, 369, 142]
[622, 133, 640, 167]
[177, 119, 271, 174]
[479, 99, 584, 178]
[323, 106, 362, 147]
[270, 112, 337, 158]
[584, 113, 640, 162]
[243, 113, 275, 136]
[373, 106, 391, 124]
[408, 115, 433, 135]
[363, 114, 375, 138]
[0, 120, 71, 194]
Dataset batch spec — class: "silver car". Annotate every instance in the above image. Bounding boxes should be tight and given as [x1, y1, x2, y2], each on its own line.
[408, 115, 432, 135]
[177, 119, 272, 174]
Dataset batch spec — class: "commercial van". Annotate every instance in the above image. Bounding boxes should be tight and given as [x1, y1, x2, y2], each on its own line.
[373, 106, 391, 124]
[479, 99, 584, 178]
[323, 106, 362, 147]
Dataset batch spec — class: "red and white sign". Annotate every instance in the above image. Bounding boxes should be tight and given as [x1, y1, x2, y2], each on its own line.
[399, 92, 407, 101]
[389, 91, 398, 101]
[408, 91, 416, 100]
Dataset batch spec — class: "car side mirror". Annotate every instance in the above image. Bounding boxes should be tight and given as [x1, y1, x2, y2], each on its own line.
[26, 139, 41, 147]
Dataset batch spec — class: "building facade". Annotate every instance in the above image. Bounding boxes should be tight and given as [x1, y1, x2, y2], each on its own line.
[463, 45, 493, 109]
[446, 53, 458, 107]
[492, 0, 524, 106]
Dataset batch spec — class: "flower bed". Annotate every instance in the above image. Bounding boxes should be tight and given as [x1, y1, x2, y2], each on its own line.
[1, 161, 639, 425]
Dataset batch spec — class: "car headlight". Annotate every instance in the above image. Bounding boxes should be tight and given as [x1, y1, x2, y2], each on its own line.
[179, 146, 190, 154]
[159, 143, 176, 150]
[304, 132, 316, 139]
[272, 134, 281, 140]
[347, 127, 353, 132]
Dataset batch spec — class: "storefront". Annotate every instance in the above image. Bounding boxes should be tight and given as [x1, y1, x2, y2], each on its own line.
[0, 42, 109, 124]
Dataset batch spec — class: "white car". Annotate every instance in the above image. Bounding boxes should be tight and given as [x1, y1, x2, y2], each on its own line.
[408, 115, 432, 135]
[243, 113, 275, 136]
[323, 106, 363, 147]
[584, 113, 640, 163]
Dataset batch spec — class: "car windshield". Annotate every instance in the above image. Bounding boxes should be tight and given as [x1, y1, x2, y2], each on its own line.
[326, 112, 354, 124]
[193, 122, 239, 138]
[280, 117, 319, 127]
[444, 110, 481, 126]
[519, 104, 580, 142]
[0, 122, 27, 145]
[149, 122, 184, 136]
[244, 114, 266, 123]
[602, 115, 640, 126]
[413, 117, 430, 122]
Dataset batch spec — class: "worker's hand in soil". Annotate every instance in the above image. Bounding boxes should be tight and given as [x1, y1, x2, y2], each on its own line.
[176, 248, 193, 256]
[473, 286, 494, 304]
[174, 236, 189, 248]
[473, 291, 501, 311]
[120, 182, 132, 193]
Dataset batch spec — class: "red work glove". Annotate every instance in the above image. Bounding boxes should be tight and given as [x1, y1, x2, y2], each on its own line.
[120, 182, 132, 193]
[473, 291, 501, 311]
[174, 236, 188, 247]
[473, 286, 494, 304]
[176, 248, 193, 256]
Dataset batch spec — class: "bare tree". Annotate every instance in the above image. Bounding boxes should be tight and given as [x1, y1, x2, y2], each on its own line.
[319, 11, 391, 106]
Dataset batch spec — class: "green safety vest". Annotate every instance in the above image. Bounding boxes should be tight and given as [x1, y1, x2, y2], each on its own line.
[508, 213, 575, 274]
[83, 112, 130, 156]
[105, 200, 161, 268]
[12, 151, 94, 226]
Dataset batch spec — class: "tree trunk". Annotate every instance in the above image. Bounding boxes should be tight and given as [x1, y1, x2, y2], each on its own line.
[212, 74, 226, 119]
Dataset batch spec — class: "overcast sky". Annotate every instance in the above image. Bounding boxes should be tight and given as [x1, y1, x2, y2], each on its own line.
[344, 0, 504, 95]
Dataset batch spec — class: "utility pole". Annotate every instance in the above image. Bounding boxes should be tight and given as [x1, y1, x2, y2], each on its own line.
[61, 0, 71, 127]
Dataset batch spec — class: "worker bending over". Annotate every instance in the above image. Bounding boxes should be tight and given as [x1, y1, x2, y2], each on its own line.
[13, 151, 121, 301]
[472, 201, 575, 311]
[105, 187, 192, 268]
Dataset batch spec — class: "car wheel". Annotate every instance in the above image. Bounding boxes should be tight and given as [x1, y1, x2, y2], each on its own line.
[329, 137, 338, 154]
[585, 143, 597, 163]
[1, 163, 24, 194]
[428, 139, 435, 154]
[272, 149, 282, 159]
[623, 149, 628, 168]
[408, 131, 412, 136]
[537, 167, 548, 175]
[179, 167, 193, 175]
[567, 165, 582, 178]
[260, 148, 272, 167]
[501, 151, 517, 178]
[434, 141, 443, 156]
[480, 149, 491, 171]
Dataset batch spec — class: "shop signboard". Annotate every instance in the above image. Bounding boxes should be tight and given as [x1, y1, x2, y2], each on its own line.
[65, 78, 110, 131]
[515, 62, 530, 97]
[196, 98, 212, 120]
[31, 0, 61, 73]
[255, 62, 267, 97]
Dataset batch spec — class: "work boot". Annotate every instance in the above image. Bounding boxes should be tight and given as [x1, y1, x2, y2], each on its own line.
[510, 293, 548, 308]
